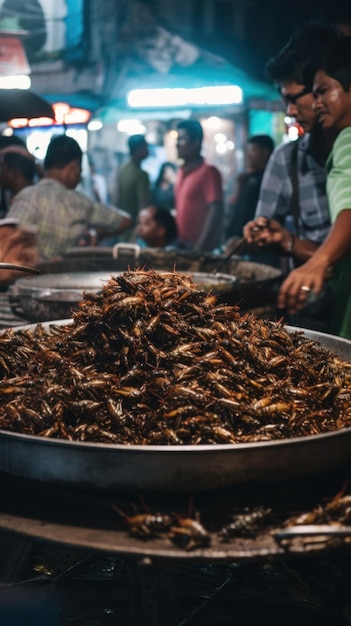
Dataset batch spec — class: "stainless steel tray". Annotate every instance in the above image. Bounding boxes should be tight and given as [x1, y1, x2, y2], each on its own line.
[0, 324, 350, 493]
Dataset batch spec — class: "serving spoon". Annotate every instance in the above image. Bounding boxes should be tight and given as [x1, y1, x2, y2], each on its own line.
[0, 262, 40, 275]
[212, 237, 247, 274]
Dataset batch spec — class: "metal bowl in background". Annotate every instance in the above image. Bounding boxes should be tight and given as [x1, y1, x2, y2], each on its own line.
[8, 271, 110, 322]
[8, 270, 237, 322]
[39, 247, 283, 312]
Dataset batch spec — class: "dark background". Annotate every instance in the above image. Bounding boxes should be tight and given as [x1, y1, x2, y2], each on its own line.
[203, 0, 351, 81]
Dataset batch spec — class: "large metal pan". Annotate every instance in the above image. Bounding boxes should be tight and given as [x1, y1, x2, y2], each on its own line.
[0, 323, 350, 493]
[38, 247, 283, 310]
[8, 270, 237, 322]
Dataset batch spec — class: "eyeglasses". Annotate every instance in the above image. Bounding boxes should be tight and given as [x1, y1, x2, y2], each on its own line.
[281, 87, 311, 106]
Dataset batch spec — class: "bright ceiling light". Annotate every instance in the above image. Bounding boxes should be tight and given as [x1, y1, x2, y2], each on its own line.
[88, 120, 103, 131]
[0, 74, 31, 89]
[216, 143, 228, 154]
[127, 85, 243, 108]
[214, 133, 227, 143]
[117, 119, 146, 134]
[205, 116, 221, 129]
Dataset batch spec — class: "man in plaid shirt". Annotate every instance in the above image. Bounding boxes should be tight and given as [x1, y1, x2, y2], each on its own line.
[244, 24, 339, 264]
[8, 135, 132, 262]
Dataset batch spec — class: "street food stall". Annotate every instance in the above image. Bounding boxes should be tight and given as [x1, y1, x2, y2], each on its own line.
[0, 268, 351, 624]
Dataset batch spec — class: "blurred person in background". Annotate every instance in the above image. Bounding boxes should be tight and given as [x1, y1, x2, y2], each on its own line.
[152, 161, 177, 211]
[135, 205, 179, 249]
[0, 146, 39, 287]
[7, 135, 132, 262]
[0, 146, 37, 201]
[226, 134, 274, 240]
[87, 157, 108, 204]
[0, 218, 38, 288]
[116, 134, 151, 242]
[175, 119, 223, 252]
[0, 136, 30, 217]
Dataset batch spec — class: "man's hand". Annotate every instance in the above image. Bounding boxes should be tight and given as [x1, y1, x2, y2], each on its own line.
[243, 216, 291, 250]
[277, 259, 331, 313]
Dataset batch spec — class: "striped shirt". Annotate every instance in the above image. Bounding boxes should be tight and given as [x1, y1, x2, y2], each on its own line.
[255, 134, 331, 244]
[8, 178, 129, 261]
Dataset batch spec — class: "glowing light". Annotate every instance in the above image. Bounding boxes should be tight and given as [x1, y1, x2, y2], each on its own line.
[66, 128, 88, 152]
[53, 102, 70, 124]
[205, 116, 221, 129]
[288, 126, 299, 141]
[226, 140, 235, 150]
[216, 143, 228, 154]
[127, 85, 243, 108]
[28, 117, 55, 127]
[88, 120, 103, 131]
[0, 74, 31, 89]
[8, 118, 28, 128]
[214, 133, 227, 143]
[26, 131, 52, 160]
[117, 119, 146, 134]
[284, 116, 292, 124]
[2, 127, 14, 137]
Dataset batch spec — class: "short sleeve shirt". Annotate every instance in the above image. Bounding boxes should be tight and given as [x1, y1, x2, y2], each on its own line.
[8, 178, 127, 261]
[326, 127, 351, 222]
[325, 127, 351, 340]
[175, 160, 223, 248]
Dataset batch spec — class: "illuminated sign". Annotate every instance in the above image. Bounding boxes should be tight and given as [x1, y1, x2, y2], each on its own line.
[127, 85, 243, 108]
[8, 101, 91, 128]
[0, 36, 30, 76]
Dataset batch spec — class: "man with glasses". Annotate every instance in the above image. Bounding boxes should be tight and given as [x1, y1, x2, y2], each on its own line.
[244, 23, 339, 266]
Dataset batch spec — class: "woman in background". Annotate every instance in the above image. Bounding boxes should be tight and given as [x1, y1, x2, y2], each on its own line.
[152, 162, 177, 211]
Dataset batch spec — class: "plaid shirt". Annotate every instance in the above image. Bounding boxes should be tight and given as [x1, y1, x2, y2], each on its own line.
[255, 134, 331, 244]
[8, 178, 129, 261]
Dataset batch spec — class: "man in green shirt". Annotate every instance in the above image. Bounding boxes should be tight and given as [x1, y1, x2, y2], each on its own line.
[116, 134, 151, 242]
[277, 36, 351, 339]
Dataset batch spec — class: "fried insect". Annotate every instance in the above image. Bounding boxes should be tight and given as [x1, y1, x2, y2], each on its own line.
[113, 504, 173, 539]
[218, 506, 273, 540]
[168, 513, 211, 551]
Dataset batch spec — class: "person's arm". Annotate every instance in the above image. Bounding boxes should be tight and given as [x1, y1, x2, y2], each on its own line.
[194, 167, 223, 251]
[278, 128, 351, 313]
[243, 216, 319, 262]
[89, 204, 133, 238]
[195, 200, 223, 251]
[278, 209, 351, 312]
[0, 224, 39, 285]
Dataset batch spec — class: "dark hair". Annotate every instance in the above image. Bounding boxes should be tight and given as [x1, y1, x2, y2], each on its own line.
[0, 136, 26, 150]
[155, 161, 177, 189]
[318, 36, 351, 91]
[44, 135, 82, 169]
[248, 135, 275, 153]
[265, 22, 340, 90]
[153, 207, 178, 243]
[2, 151, 36, 182]
[128, 134, 147, 154]
[177, 120, 203, 143]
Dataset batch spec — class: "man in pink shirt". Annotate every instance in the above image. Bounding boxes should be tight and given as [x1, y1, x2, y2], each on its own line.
[175, 120, 223, 251]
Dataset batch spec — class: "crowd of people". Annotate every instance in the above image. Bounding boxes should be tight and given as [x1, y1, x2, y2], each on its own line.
[0, 19, 351, 340]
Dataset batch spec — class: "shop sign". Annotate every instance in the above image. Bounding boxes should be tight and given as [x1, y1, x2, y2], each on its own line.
[0, 36, 30, 76]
